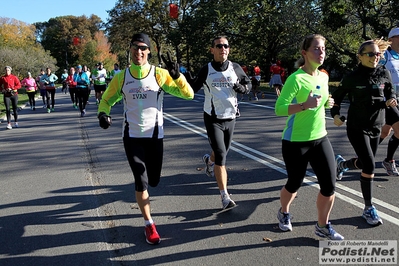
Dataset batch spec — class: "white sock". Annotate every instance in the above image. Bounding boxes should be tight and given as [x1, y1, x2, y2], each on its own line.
[145, 219, 154, 226]
[220, 190, 229, 199]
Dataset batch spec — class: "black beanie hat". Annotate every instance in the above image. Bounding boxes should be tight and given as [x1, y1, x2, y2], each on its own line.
[130, 33, 151, 49]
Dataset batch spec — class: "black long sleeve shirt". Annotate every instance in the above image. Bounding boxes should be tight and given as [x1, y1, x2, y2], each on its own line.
[331, 64, 396, 132]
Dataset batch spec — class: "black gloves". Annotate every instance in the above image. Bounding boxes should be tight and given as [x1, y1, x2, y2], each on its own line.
[233, 82, 247, 94]
[161, 52, 180, 79]
[98, 112, 112, 129]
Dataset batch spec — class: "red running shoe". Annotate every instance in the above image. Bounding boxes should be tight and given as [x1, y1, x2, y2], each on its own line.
[144, 223, 161, 244]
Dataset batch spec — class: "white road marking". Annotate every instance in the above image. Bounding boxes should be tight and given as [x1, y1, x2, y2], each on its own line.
[164, 112, 399, 226]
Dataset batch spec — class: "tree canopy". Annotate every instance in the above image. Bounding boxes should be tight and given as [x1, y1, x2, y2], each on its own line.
[35, 15, 117, 75]
[1, 0, 398, 81]
[0, 17, 56, 78]
[105, 0, 399, 80]
[0, 15, 117, 79]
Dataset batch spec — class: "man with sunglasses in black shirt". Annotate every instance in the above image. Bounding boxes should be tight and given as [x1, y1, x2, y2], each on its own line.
[186, 36, 251, 212]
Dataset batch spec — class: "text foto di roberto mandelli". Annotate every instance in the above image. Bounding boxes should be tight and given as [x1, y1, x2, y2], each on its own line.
[319, 240, 397, 264]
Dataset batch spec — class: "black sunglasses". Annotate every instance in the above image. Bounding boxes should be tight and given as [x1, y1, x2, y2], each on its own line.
[362, 52, 381, 57]
[131, 44, 149, 51]
[215, 44, 230, 49]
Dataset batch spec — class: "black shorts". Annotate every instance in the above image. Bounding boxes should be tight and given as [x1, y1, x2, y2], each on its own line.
[385, 106, 399, 126]
[94, 84, 107, 93]
[123, 137, 163, 192]
[203, 112, 236, 166]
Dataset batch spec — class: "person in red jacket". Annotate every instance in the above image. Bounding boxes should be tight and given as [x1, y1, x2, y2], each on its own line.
[65, 67, 78, 109]
[0, 66, 21, 129]
[269, 60, 284, 97]
[251, 64, 262, 100]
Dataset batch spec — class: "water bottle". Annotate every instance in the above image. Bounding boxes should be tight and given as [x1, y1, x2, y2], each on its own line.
[313, 85, 321, 97]
[309, 85, 321, 110]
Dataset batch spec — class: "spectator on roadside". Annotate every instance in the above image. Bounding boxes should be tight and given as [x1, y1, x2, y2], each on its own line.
[0, 66, 21, 129]
[275, 34, 343, 240]
[185, 36, 251, 212]
[332, 38, 395, 226]
[40, 67, 58, 113]
[97, 33, 194, 245]
[20, 72, 37, 110]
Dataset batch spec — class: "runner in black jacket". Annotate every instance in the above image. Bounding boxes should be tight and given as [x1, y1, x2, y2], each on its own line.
[331, 39, 397, 226]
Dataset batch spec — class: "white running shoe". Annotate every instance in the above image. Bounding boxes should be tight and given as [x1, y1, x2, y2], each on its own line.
[315, 222, 344, 240]
[277, 207, 292, 232]
[221, 194, 236, 210]
[362, 206, 383, 226]
[202, 154, 214, 178]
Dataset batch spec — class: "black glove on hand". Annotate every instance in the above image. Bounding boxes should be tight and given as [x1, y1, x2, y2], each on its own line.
[161, 52, 180, 79]
[98, 112, 112, 129]
[233, 82, 247, 94]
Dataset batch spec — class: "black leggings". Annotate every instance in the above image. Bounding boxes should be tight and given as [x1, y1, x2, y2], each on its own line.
[69, 87, 78, 105]
[3, 94, 18, 123]
[347, 128, 379, 175]
[76, 87, 89, 112]
[282, 136, 336, 197]
[203, 112, 236, 166]
[46, 90, 55, 109]
[123, 137, 163, 192]
[27, 92, 36, 107]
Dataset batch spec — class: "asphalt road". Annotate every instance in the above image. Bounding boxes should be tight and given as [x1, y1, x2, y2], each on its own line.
[0, 89, 398, 266]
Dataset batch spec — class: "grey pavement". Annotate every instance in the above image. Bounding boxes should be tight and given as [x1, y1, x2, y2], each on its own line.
[0, 89, 398, 266]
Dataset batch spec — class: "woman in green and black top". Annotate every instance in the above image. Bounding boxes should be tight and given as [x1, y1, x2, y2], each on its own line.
[275, 34, 343, 240]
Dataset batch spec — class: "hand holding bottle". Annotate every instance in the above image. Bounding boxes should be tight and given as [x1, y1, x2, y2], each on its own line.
[307, 90, 322, 109]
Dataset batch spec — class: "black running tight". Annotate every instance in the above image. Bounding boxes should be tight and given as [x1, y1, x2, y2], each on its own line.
[3, 94, 18, 123]
[46, 89, 56, 109]
[27, 92, 35, 107]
